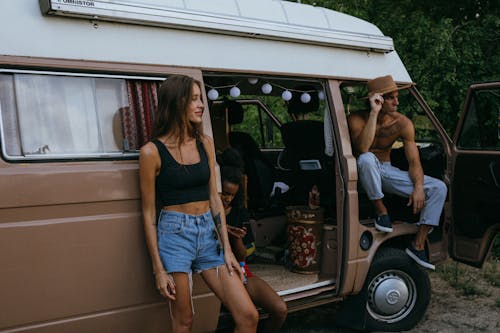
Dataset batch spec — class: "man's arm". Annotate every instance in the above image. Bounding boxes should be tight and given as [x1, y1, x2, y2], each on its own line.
[348, 93, 384, 154]
[401, 118, 425, 213]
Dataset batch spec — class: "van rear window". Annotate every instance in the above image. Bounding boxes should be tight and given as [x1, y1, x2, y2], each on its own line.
[0, 71, 160, 160]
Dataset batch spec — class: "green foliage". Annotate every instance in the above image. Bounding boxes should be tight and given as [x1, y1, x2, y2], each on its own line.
[293, 0, 500, 135]
[493, 235, 500, 259]
[483, 258, 500, 287]
[230, 93, 326, 149]
[437, 260, 490, 297]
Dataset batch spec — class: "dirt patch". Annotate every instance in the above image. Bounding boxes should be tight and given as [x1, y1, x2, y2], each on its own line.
[281, 259, 500, 332]
[407, 259, 499, 333]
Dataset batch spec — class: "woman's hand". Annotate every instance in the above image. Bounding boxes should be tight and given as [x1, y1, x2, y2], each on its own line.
[155, 270, 176, 301]
[227, 225, 247, 239]
[224, 250, 244, 282]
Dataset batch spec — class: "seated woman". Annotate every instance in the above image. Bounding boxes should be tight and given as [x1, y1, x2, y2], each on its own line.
[218, 148, 288, 333]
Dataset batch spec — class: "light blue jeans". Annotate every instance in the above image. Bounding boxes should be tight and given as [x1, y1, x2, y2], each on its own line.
[357, 152, 447, 226]
[157, 210, 224, 273]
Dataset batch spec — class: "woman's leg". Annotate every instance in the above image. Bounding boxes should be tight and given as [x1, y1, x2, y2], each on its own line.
[246, 276, 287, 333]
[169, 272, 194, 333]
[201, 266, 258, 333]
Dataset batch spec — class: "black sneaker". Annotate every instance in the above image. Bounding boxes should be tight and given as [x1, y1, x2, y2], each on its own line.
[375, 214, 393, 233]
[406, 244, 435, 270]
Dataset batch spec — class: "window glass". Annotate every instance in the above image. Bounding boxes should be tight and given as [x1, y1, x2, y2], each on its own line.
[230, 102, 284, 149]
[14, 74, 113, 155]
[0, 72, 160, 160]
[0, 75, 20, 156]
[205, 75, 329, 151]
[458, 88, 500, 151]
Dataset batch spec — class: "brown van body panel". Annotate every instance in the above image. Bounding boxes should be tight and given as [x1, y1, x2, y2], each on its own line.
[327, 80, 361, 295]
[0, 56, 220, 332]
[447, 82, 500, 267]
[0, 159, 220, 331]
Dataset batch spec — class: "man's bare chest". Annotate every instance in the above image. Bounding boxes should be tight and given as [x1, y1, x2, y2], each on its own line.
[371, 120, 401, 150]
[375, 120, 401, 139]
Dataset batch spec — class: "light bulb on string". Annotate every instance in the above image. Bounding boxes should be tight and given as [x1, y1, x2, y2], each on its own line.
[300, 92, 311, 103]
[281, 90, 292, 101]
[261, 83, 272, 94]
[207, 88, 219, 101]
[248, 78, 259, 85]
[318, 91, 325, 100]
[229, 86, 241, 98]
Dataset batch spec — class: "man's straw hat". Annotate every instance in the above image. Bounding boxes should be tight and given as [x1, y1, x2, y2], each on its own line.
[367, 75, 412, 96]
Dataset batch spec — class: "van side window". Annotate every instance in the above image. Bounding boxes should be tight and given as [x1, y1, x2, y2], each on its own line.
[458, 88, 500, 151]
[231, 102, 283, 149]
[0, 72, 159, 160]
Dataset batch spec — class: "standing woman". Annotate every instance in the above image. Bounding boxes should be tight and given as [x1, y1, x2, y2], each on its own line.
[139, 75, 258, 333]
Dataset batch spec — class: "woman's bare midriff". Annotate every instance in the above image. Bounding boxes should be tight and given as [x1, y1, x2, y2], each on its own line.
[162, 200, 210, 215]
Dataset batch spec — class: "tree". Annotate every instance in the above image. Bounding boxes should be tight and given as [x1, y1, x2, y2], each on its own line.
[291, 0, 500, 134]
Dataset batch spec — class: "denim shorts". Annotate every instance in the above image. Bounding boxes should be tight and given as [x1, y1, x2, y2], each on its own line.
[157, 210, 224, 274]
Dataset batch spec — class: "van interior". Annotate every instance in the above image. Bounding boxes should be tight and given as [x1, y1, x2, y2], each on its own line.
[203, 72, 448, 307]
[204, 73, 340, 302]
[203, 73, 450, 307]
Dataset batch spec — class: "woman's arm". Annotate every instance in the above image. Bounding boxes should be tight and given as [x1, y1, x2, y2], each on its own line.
[139, 142, 176, 300]
[202, 136, 244, 280]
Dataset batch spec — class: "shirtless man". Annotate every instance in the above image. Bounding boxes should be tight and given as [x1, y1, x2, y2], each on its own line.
[347, 75, 447, 270]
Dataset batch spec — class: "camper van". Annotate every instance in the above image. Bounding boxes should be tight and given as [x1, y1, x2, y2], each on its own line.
[0, 0, 498, 332]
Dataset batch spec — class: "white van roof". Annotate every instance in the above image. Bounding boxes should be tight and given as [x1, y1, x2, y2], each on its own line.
[1, 0, 412, 82]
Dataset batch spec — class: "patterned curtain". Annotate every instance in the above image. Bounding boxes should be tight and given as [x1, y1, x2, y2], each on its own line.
[121, 81, 159, 151]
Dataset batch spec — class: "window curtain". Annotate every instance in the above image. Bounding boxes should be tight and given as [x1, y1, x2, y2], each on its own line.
[14, 75, 100, 154]
[122, 81, 158, 151]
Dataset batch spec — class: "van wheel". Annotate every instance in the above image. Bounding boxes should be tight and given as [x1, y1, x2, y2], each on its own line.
[336, 247, 431, 331]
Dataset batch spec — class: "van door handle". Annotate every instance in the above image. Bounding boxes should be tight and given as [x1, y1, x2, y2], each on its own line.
[489, 161, 500, 189]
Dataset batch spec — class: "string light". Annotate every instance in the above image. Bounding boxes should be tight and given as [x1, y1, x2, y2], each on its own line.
[300, 92, 311, 103]
[207, 88, 219, 101]
[229, 86, 241, 98]
[281, 90, 292, 101]
[205, 80, 324, 103]
[261, 83, 273, 94]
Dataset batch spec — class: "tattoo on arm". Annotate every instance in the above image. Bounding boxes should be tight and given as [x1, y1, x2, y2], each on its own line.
[213, 213, 221, 227]
[213, 212, 223, 240]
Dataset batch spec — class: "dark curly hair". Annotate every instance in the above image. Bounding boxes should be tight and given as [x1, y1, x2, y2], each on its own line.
[218, 148, 245, 207]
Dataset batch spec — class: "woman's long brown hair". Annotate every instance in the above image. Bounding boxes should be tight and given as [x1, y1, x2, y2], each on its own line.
[153, 75, 204, 146]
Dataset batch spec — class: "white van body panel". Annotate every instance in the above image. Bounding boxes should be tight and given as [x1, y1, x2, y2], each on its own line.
[1, 0, 412, 82]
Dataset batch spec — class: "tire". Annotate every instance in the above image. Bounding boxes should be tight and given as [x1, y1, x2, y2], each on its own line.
[336, 247, 431, 332]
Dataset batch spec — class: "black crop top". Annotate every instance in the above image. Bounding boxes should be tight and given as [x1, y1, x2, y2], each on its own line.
[152, 139, 210, 206]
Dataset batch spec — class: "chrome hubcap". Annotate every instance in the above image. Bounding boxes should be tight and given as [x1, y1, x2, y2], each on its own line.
[366, 270, 416, 323]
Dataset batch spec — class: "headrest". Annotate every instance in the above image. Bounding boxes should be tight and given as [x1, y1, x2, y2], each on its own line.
[224, 99, 244, 125]
[287, 85, 319, 116]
